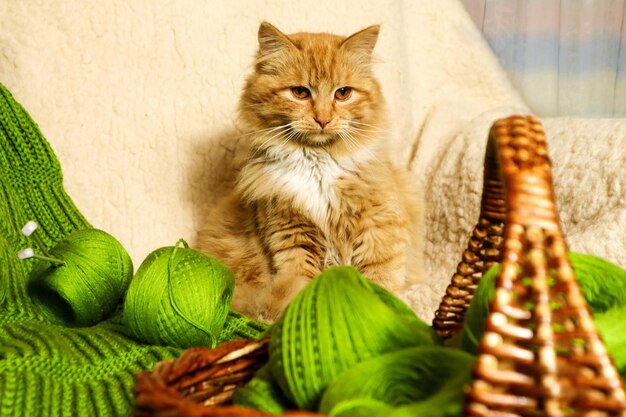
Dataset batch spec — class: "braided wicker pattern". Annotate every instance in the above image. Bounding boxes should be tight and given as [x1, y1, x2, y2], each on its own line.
[135, 339, 270, 416]
[463, 116, 626, 416]
[432, 217, 505, 338]
[433, 126, 507, 339]
[134, 338, 322, 416]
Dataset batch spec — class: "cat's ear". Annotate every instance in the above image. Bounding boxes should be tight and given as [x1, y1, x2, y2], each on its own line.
[340, 25, 380, 56]
[258, 22, 295, 56]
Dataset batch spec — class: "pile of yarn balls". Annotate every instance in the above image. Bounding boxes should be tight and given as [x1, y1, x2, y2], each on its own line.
[27, 227, 626, 417]
[26, 229, 266, 348]
[232, 255, 626, 417]
[233, 266, 475, 417]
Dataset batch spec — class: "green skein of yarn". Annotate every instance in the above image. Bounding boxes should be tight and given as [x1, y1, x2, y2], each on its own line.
[122, 239, 234, 349]
[233, 365, 291, 415]
[594, 305, 626, 378]
[27, 228, 133, 327]
[269, 265, 438, 411]
[370, 283, 437, 336]
[324, 398, 392, 417]
[460, 252, 626, 369]
[325, 376, 469, 417]
[319, 346, 474, 417]
[567, 252, 626, 312]
[392, 369, 474, 417]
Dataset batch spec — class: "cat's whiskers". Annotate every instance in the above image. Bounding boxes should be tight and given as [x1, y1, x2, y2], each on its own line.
[346, 124, 386, 136]
[337, 131, 361, 155]
[344, 125, 386, 140]
[282, 122, 323, 148]
[349, 120, 385, 130]
[240, 123, 293, 139]
[275, 129, 300, 150]
[283, 126, 305, 145]
[254, 130, 289, 154]
[346, 128, 385, 136]
[340, 129, 382, 165]
[247, 123, 294, 160]
[336, 131, 352, 151]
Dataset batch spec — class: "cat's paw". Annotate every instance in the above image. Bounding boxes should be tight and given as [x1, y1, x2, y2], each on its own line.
[262, 274, 311, 321]
[359, 264, 405, 294]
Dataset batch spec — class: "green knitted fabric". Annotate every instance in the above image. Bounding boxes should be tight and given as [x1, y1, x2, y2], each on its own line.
[0, 83, 230, 416]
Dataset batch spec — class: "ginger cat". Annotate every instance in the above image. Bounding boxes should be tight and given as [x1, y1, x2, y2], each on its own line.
[197, 22, 424, 321]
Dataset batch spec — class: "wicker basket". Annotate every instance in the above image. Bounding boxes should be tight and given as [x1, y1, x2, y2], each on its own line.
[134, 115, 626, 417]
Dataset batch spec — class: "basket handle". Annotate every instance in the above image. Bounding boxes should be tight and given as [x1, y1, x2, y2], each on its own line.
[433, 115, 626, 415]
[431, 118, 508, 338]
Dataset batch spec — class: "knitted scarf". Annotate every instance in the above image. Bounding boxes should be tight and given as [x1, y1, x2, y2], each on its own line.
[0, 83, 262, 416]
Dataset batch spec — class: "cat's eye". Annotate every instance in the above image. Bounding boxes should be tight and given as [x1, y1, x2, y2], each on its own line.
[291, 86, 311, 100]
[334, 87, 352, 101]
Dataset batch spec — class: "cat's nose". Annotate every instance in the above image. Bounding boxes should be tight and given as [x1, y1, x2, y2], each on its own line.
[314, 117, 331, 129]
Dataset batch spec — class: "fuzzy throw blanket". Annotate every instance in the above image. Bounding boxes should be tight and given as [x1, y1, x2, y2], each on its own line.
[1, 0, 624, 322]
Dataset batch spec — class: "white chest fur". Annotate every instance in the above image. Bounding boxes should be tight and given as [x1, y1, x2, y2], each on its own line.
[239, 145, 371, 228]
[264, 147, 342, 226]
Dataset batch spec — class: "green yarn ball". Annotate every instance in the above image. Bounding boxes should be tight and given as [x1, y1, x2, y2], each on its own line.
[122, 240, 234, 349]
[460, 252, 626, 373]
[232, 365, 291, 415]
[27, 228, 133, 327]
[567, 252, 626, 312]
[593, 305, 626, 378]
[324, 399, 392, 417]
[319, 346, 475, 417]
[269, 266, 438, 411]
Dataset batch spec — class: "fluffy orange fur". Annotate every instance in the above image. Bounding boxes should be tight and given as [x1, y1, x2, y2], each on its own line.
[196, 22, 424, 321]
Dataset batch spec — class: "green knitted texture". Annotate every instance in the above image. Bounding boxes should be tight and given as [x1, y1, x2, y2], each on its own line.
[219, 310, 270, 344]
[0, 83, 266, 416]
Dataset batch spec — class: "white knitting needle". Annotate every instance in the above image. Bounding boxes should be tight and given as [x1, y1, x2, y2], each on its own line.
[18, 221, 65, 265]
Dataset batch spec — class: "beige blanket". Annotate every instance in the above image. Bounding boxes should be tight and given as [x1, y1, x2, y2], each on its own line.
[2, 0, 624, 321]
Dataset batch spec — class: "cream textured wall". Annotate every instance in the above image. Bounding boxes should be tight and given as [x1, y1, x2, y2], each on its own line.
[1, 0, 623, 320]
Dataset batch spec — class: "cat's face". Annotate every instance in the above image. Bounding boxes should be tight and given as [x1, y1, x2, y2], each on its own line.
[239, 22, 385, 155]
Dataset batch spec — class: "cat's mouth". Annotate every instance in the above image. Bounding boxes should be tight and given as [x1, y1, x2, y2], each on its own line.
[297, 132, 340, 147]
